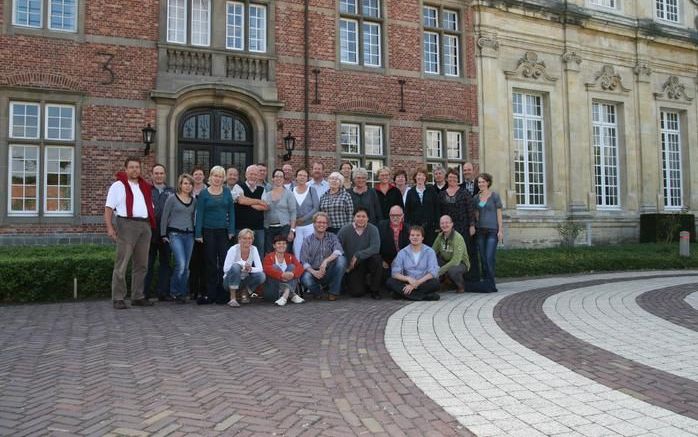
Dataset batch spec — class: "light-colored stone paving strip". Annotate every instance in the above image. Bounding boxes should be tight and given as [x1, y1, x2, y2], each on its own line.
[544, 277, 698, 380]
[385, 271, 698, 437]
[686, 291, 698, 310]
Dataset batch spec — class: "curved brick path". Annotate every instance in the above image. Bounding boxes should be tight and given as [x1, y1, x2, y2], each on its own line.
[386, 272, 698, 436]
[636, 283, 698, 332]
[542, 277, 698, 380]
[0, 299, 470, 436]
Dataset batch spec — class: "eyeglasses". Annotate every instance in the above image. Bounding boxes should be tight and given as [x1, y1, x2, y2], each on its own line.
[389, 214, 403, 217]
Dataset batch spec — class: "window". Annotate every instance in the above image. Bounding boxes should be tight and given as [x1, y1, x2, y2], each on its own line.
[225, 2, 268, 52]
[13, 0, 78, 32]
[8, 102, 75, 216]
[339, 0, 383, 67]
[425, 129, 464, 183]
[590, 0, 616, 8]
[167, 0, 211, 46]
[660, 111, 683, 209]
[423, 5, 460, 76]
[656, 0, 679, 23]
[592, 103, 620, 208]
[512, 92, 546, 207]
[340, 123, 385, 185]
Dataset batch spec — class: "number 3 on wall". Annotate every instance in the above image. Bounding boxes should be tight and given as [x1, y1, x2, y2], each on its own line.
[97, 52, 115, 85]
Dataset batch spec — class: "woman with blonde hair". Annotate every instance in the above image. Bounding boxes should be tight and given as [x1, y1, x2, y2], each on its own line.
[195, 165, 236, 304]
[374, 166, 404, 221]
[223, 228, 265, 307]
[319, 172, 353, 234]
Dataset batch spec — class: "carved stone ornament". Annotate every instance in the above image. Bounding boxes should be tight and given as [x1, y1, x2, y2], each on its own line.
[505, 51, 558, 82]
[477, 34, 500, 58]
[586, 65, 630, 92]
[654, 76, 694, 102]
[561, 51, 582, 66]
[633, 62, 652, 77]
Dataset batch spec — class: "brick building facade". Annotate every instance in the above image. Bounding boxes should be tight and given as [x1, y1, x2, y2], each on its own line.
[0, 0, 478, 244]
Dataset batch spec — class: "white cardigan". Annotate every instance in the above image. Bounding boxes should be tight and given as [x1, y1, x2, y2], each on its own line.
[223, 244, 263, 278]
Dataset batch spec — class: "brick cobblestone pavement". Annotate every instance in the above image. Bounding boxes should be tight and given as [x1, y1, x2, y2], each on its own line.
[637, 283, 698, 332]
[385, 271, 698, 437]
[0, 298, 471, 436]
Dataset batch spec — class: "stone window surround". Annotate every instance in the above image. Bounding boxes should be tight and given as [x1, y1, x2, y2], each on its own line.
[336, 115, 390, 185]
[158, 0, 274, 55]
[336, 0, 386, 72]
[420, 0, 463, 80]
[654, 0, 683, 25]
[0, 90, 83, 225]
[423, 123, 468, 183]
[2, 0, 86, 40]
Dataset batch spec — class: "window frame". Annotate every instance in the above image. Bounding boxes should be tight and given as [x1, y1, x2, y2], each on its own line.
[591, 101, 621, 209]
[5, 100, 77, 218]
[512, 91, 547, 209]
[166, 0, 188, 44]
[47, 0, 77, 32]
[589, 0, 617, 9]
[338, 0, 384, 68]
[9, 101, 41, 140]
[655, 0, 680, 24]
[190, 0, 211, 47]
[339, 121, 387, 186]
[248, 3, 267, 53]
[422, 4, 462, 78]
[424, 127, 466, 183]
[660, 110, 683, 210]
[12, 0, 43, 29]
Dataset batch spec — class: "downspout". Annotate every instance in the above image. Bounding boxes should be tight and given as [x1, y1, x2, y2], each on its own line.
[303, 0, 310, 169]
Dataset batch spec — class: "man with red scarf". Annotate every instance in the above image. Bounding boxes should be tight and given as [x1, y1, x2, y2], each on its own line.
[104, 157, 156, 309]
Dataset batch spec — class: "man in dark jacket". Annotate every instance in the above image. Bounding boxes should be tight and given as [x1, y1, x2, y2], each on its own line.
[144, 164, 175, 300]
[378, 205, 410, 270]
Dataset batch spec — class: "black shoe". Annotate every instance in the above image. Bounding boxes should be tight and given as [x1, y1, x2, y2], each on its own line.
[174, 296, 187, 304]
[423, 293, 441, 301]
[131, 298, 154, 307]
[197, 296, 211, 305]
[392, 291, 404, 300]
[158, 295, 174, 302]
[113, 300, 128, 310]
[371, 291, 382, 300]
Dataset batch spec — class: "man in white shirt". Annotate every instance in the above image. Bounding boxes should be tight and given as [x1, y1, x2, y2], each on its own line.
[309, 161, 329, 198]
[104, 157, 155, 309]
[282, 163, 294, 190]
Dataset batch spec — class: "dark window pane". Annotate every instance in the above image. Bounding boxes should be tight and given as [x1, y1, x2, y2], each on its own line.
[221, 116, 233, 141]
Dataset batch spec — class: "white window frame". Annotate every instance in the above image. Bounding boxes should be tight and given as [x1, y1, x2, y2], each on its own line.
[225, 1, 245, 50]
[426, 130, 442, 159]
[423, 5, 438, 27]
[660, 111, 683, 210]
[8, 145, 40, 216]
[340, 123, 361, 155]
[340, 18, 359, 64]
[248, 4, 267, 53]
[512, 92, 547, 208]
[340, 122, 386, 186]
[592, 102, 621, 209]
[363, 22, 381, 67]
[426, 128, 465, 182]
[443, 34, 459, 77]
[47, 0, 78, 32]
[655, 0, 680, 24]
[167, 0, 187, 44]
[190, 0, 211, 47]
[45, 104, 75, 141]
[589, 0, 617, 9]
[340, 0, 357, 15]
[422, 6, 460, 77]
[13, 0, 43, 28]
[423, 31, 440, 74]
[43, 146, 74, 216]
[9, 102, 41, 140]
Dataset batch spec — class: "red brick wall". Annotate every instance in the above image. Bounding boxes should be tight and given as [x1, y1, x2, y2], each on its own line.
[1, 0, 477, 237]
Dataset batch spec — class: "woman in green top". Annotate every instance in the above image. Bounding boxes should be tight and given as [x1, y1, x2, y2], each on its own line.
[432, 215, 470, 293]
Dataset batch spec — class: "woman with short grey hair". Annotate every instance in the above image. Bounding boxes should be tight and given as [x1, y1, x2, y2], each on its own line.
[319, 172, 353, 233]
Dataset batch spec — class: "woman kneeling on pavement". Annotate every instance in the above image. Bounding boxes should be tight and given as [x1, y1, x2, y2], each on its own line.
[387, 225, 441, 301]
[263, 235, 305, 306]
[223, 228, 266, 307]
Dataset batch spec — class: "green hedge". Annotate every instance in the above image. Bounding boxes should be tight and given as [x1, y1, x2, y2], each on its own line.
[1, 243, 697, 303]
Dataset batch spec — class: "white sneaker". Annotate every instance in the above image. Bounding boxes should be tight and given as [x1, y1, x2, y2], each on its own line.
[275, 296, 287, 306]
[228, 299, 240, 308]
[290, 293, 305, 304]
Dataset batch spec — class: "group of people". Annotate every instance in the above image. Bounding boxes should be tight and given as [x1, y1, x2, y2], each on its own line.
[104, 157, 503, 310]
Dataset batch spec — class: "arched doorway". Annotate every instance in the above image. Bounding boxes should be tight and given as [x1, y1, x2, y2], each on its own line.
[178, 108, 253, 176]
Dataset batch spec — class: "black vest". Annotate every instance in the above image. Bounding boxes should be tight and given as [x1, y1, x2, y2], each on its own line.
[235, 183, 265, 230]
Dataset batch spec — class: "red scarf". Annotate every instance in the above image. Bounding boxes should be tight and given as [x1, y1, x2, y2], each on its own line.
[115, 171, 156, 229]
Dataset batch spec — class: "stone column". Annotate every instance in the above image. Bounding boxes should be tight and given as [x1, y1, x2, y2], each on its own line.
[633, 60, 658, 213]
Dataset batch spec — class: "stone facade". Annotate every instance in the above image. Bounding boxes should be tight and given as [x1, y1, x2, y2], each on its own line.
[0, 0, 478, 243]
[474, 0, 698, 246]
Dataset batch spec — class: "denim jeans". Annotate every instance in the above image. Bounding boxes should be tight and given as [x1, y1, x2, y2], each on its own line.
[300, 256, 347, 296]
[223, 264, 266, 291]
[477, 228, 498, 284]
[168, 232, 194, 298]
[264, 263, 299, 301]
